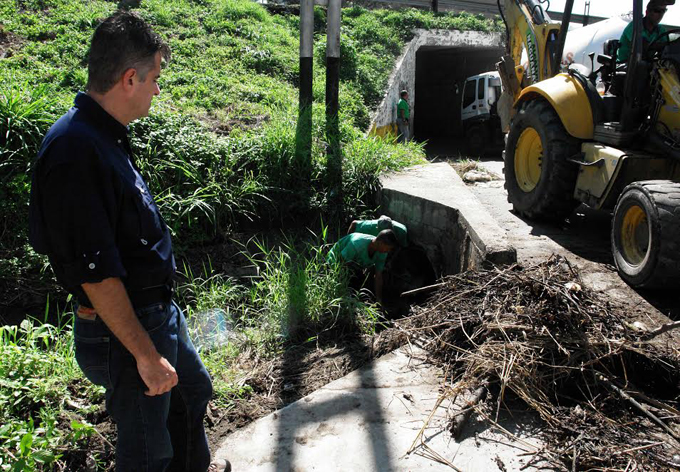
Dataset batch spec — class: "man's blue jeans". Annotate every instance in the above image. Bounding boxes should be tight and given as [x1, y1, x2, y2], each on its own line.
[74, 301, 213, 471]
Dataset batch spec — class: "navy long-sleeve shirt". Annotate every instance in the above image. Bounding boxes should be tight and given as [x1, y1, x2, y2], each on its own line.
[29, 93, 175, 308]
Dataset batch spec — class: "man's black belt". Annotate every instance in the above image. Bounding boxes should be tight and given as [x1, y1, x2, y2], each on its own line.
[76, 283, 174, 311]
[127, 283, 174, 308]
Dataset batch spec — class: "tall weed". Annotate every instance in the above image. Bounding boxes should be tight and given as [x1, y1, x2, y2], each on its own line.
[0, 83, 57, 251]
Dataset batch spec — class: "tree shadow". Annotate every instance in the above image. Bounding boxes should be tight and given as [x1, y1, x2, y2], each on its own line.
[274, 256, 395, 471]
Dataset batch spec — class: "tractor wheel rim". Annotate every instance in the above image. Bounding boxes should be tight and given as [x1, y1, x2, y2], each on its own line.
[514, 127, 543, 192]
[621, 204, 650, 266]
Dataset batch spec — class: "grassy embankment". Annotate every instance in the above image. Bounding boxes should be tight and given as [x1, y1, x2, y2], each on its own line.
[0, 0, 500, 468]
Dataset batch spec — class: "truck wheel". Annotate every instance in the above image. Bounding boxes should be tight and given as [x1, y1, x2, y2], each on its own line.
[612, 181, 680, 288]
[504, 98, 580, 221]
[466, 124, 488, 157]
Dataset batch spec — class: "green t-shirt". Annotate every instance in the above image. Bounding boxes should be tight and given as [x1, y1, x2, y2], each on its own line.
[327, 233, 387, 272]
[397, 98, 410, 120]
[617, 21, 666, 62]
[355, 219, 408, 247]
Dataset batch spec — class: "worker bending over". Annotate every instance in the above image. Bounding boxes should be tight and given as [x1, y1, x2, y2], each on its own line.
[617, 0, 669, 62]
[328, 230, 399, 303]
[347, 215, 408, 247]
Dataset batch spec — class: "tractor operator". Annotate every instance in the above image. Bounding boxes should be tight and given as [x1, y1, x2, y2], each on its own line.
[617, 0, 669, 62]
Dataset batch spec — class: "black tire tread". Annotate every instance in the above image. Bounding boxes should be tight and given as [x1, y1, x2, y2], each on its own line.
[612, 180, 680, 288]
[504, 99, 580, 221]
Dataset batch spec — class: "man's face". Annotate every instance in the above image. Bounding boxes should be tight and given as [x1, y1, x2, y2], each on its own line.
[647, 4, 667, 27]
[403, 93, 409, 101]
[131, 52, 162, 120]
[376, 242, 395, 254]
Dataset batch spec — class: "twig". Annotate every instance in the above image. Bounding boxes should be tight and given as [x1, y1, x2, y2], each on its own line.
[450, 383, 487, 439]
[641, 320, 680, 340]
[613, 441, 665, 456]
[596, 373, 680, 442]
[400, 282, 447, 297]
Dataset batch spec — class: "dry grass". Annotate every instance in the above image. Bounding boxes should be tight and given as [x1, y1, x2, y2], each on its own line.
[400, 255, 680, 471]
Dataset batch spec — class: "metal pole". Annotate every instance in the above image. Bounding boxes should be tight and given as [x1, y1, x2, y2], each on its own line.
[299, 0, 314, 112]
[621, 0, 643, 132]
[326, 0, 340, 123]
[432, 0, 439, 13]
[295, 0, 314, 175]
[552, 0, 574, 76]
[326, 0, 342, 208]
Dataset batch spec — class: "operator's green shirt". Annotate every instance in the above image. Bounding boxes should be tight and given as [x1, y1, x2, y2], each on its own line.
[397, 98, 410, 120]
[355, 219, 408, 247]
[327, 233, 387, 272]
[617, 21, 666, 62]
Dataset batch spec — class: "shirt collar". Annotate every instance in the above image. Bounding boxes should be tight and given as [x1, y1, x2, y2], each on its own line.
[74, 92, 129, 141]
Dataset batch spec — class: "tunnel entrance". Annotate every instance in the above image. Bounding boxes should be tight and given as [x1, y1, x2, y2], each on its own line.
[414, 46, 505, 142]
[382, 246, 437, 319]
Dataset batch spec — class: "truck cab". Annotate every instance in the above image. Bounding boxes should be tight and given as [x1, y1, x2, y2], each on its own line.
[461, 71, 503, 155]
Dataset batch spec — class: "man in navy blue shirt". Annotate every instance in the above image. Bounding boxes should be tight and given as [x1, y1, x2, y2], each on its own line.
[29, 12, 229, 472]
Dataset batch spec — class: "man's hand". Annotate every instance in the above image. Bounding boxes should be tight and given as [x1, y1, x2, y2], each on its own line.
[137, 355, 178, 396]
[82, 277, 177, 396]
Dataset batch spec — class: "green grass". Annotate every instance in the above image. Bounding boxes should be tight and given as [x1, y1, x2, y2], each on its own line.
[0, 1, 500, 467]
[0, 318, 103, 470]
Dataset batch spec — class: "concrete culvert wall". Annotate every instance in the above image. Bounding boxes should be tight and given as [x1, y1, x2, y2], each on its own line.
[368, 29, 503, 139]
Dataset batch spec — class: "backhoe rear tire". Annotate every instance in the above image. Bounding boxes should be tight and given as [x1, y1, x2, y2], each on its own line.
[504, 98, 580, 221]
[612, 180, 680, 288]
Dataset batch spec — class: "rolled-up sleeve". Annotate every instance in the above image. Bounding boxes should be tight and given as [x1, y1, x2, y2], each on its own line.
[37, 137, 126, 286]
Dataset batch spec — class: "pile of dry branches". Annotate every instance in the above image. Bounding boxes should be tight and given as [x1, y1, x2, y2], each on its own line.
[402, 255, 680, 470]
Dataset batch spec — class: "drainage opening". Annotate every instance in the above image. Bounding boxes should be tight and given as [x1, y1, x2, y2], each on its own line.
[414, 45, 505, 142]
[382, 245, 437, 318]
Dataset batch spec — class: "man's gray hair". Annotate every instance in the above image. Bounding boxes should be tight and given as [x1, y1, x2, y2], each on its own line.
[87, 11, 170, 94]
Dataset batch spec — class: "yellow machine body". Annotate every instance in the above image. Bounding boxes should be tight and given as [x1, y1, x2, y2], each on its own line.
[574, 143, 680, 209]
[655, 67, 680, 140]
[516, 73, 595, 139]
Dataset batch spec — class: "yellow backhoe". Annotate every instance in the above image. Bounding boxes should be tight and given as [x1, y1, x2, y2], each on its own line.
[497, 0, 680, 288]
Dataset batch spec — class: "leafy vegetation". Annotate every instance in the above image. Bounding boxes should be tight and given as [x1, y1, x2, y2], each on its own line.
[0, 0, 499, 468]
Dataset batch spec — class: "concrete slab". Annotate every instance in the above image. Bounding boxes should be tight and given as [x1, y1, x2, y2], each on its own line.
[380, 163, 516, 276]
[213, 346, 544, 472]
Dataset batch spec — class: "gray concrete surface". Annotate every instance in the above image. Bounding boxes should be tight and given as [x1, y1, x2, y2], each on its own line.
[380, 163, 516, 277]
[213, 345, 545, 472]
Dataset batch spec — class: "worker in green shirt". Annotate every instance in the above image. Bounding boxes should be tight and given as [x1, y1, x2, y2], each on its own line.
[617, 0, 669, 63]
[347, 215, 408, 248]
[396, 90, 410, 143]
[327, 230, 399, 303]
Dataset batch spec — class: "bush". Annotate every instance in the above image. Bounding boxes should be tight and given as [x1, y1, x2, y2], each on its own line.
[0, 83, 58, 252]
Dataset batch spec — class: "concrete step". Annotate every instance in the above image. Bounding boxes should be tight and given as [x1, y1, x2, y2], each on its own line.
[212, 345, 544, 471]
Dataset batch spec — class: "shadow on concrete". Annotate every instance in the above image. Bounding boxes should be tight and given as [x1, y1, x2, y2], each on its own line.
[275, 260, 395, 471]
[526, 205, 614, 266]
[423, 137, 504, 163]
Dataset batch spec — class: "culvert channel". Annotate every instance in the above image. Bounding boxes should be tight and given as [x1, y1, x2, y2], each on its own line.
[414, 44, 505, 141]
[368, 30, 504, 142]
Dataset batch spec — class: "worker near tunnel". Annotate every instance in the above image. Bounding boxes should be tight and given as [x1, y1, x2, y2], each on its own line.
[327, 230, 399, 303]
[28, 11, 229, 472]
[397, 89, 411, 143]
[347, 215, 408, 248]
[617, 0, 670, 62]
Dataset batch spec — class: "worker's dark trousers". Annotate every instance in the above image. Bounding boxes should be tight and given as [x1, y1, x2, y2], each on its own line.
[74, 301, 213, 472]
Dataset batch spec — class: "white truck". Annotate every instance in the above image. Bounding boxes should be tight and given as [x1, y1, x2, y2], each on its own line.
[460, 16, 629, 155]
